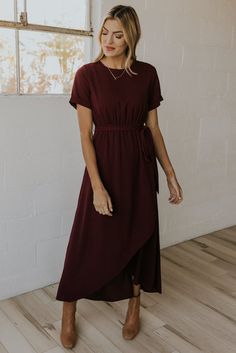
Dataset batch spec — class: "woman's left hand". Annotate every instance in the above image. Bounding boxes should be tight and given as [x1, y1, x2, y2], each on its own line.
[166, 174, 183, 204]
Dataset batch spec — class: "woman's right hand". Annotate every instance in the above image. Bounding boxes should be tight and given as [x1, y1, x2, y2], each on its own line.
[93, 187, 113, 216]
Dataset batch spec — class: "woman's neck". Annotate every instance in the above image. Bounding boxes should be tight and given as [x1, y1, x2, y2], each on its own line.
[101, 56, 130, 69]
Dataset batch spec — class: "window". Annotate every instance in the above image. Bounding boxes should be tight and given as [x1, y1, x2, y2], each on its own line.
[0, 0, 93, 95]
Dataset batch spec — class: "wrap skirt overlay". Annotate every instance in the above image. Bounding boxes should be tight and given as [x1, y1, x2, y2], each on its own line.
[56, 59, 164, 302]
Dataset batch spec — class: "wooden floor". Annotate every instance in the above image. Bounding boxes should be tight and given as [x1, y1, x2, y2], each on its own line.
[1, 225, 236, 353]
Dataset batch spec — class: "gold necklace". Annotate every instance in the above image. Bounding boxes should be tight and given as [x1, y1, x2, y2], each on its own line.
[107, 66, 126, 80]
[100, 60, 126, 80]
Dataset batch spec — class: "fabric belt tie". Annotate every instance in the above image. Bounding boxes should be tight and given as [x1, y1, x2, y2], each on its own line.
[94, 124, 159, 193]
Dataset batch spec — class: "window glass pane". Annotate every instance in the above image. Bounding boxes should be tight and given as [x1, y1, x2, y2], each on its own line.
[19, 31, 91, 94]
[0, 0, 14, 20]
[0, 28, 16, 94]
[27, 0, 88, 30]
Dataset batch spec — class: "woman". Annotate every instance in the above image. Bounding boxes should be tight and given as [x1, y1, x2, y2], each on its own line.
[56, 4, 183, 349]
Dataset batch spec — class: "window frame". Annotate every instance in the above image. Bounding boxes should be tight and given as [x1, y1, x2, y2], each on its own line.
[0, 0, 93, 96]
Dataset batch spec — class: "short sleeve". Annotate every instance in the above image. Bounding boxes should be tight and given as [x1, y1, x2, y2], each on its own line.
[69, 65, 92, 110]
[148, 66, 164, 111]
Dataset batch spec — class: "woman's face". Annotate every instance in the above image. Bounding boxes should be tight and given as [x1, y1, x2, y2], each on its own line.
[101, 19, 128, 57]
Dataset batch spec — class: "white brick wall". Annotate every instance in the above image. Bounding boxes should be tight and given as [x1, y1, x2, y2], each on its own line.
[0, 96, 84, 299]
[0, 0, 235, 300]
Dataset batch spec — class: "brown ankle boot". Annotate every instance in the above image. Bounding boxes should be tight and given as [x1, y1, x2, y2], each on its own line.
[60, 301, 77, 349]
[122, 292, 141, 340]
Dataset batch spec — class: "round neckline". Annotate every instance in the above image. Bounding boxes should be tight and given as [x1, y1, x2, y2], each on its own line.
[98, 59, 136, 71]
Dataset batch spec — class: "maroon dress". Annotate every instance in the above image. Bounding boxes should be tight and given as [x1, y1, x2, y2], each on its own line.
[56, 59, 164, 302]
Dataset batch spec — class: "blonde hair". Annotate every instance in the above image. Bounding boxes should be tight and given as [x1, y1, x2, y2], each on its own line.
[93, 5, 141, 77]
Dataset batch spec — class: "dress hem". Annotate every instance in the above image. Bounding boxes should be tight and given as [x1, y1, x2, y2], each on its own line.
[56, 286, 162, 302]
[56, 212, 162, 303]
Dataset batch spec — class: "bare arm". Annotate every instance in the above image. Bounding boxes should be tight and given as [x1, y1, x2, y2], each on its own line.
[146, 108, 174, 178]
[76, 104, 113, 215]
[76, 104, 103, 191]
[146, 108, 183, 204]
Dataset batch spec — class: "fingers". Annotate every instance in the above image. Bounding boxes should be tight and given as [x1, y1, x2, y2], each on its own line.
[169, 194, 181, 204]
[95, 200, 113, 216]
[107, 196, 113, 213]
[98, 206, 113, 216]
[167, 176, 183, 205]
[169, 187, 183, 205]
[93, 188, 113, 216]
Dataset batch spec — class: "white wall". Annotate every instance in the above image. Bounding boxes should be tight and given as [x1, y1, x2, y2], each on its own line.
[0, 96, 84, 299]
[0, 0, 235, 300]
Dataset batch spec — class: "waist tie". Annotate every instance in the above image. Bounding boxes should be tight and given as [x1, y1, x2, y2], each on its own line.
[94, 124, 159, 193]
